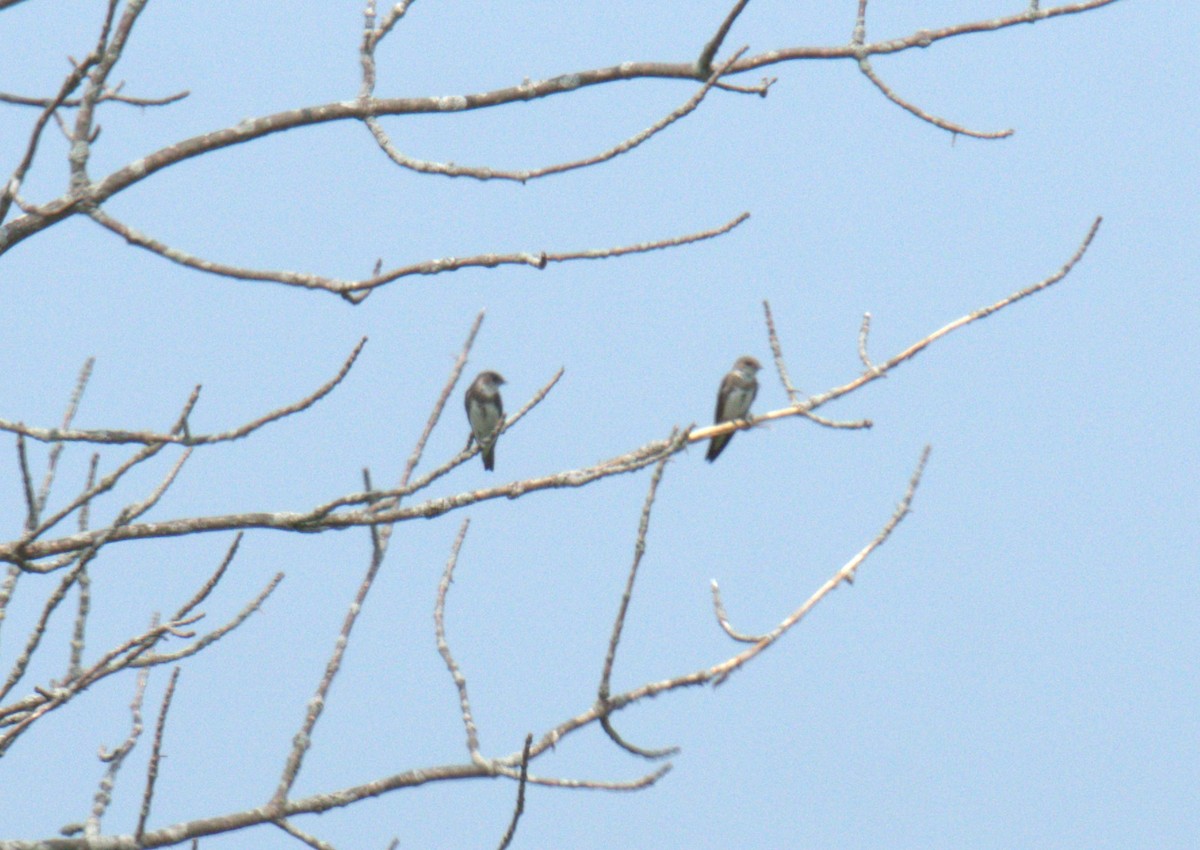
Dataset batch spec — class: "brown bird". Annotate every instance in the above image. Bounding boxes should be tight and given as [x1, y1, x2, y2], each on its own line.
[706, 356, 762, 462]
[464, 370, 506, 471]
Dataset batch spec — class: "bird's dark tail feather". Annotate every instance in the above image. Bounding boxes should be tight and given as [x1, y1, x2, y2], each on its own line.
[705, 434, 731, 463]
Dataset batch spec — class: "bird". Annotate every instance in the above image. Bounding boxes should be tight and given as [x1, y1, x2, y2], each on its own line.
[706, 355, 762, 462]
[464, 370, 506, 471]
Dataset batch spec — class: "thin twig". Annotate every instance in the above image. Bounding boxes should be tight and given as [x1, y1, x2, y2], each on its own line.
[698, 0, 753, 75]
[857, 58, 1013, 140]
[597, 453, 669, 691]
[69, 0, 150, 191]
[136, 666, 180, 840]
[86, 661, 149, 837]
[397, 313, 483, 492]
[852, 0, 869, 45]
[68, 454, 99, 679]
[78, 206, 750, 297]
[172, 534, 242, 620]
[762, 301, 871, 430]
[434, 520, 484, 763]
[134, 572, 282, 666]
[709, 445, 932, 684]
[596, 448, 682, 759]
[0, 613, 199, 755]
[508, 447, 934, 767]
[496, 734, 533, 850]
[274, 819, 339, 850]
[0, 8, 113, 224]
[692, 218, 1104, 447]
[363, 49, 748, 183]
[35, 358, 95, 519]
[762, 299, 801, 403]
[598, 715, 677, 760]
[16, 435, 37, 529]
[0, 566, 20, 646]
[0, 89, 189, 108]
[710, 582, 766, 643]
[268, 326, 408, 805]
[0, 560, 89, 702]
[857, 312, 878, 372]
[0, 339, 365, 448]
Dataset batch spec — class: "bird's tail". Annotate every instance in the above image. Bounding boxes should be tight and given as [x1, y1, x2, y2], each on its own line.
[705, 434, 731, 462]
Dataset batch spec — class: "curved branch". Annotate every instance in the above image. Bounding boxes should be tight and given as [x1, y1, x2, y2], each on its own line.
[0, 0, 1120, 256]
[0, 215, 1101, 567]
[0, 89, 189, 109]
[857, 58, 1013, 139]
[83, 205, 749, 295]
[363, 48, 749, 182]
[0, 338, 366, 446]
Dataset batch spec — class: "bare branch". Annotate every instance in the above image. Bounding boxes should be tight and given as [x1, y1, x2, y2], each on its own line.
[852, 0, 869, 45]
[496, 735, 532, 850]
[1, 1, 1117, 257]
[0, 614, 199, 755]
[0, 89, 188, 108]
[0, 338, 365, 447]
[0, 30, 101, 223]
[598, 715, 677, 761]
[796, 217, 1104, 416]
[136, 667, 180, 840]
[396, 314, 483, 492]
[67, 564, 91, 681]
[0, 560, 88, 703]
[67, 454, 99, 679]
[172, 534, 242, 620]
[16, 435, 37, 529]
[697, 0, 753, 76]
[434, 519, 484, 763]
[0, 566, 19, 645]
[857, 312, 878, 372]
[761, 301, 871, 431]
[692, 217, 1104, 448]
[0, 429, 675, 564]
[68, 0, 151, 191]
[710, 581, 766, 643]
[274, 819, 338, 850]
[507, 446, 933, 766]
[363, 49, 748, 182]
[512, 765, 672, 791]
[87, 663, 149, 837]
[81, 205, 749, 297]
[35, 358, 96, 520]
[856, 58, 1012, 140]
[597, 450, 680, 760]
[0, 219, 1101, 581]
[0, 759, 671, 850]
[762, 299, 802, 403]
[270, 442, 399, 808]
[710, 445, 932, 683]
[25, 441, 175, 547]
[133, 571, 283, 667]
[361, 0, 419, 60]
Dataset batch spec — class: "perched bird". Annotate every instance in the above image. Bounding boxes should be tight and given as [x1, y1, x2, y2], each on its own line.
[706, 355, 762, 462]
[464, 370, 506, 471]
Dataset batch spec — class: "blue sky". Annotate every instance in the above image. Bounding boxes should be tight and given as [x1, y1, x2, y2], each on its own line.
[1, 1, 1196, 848]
